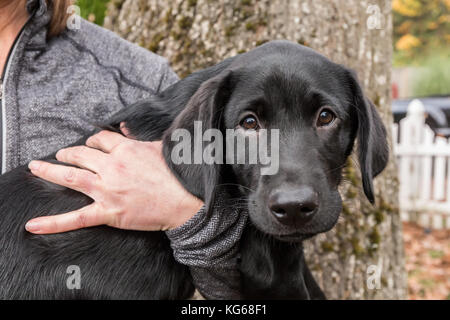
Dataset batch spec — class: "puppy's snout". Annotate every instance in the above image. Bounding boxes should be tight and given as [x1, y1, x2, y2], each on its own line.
[268, 187, 319, 226]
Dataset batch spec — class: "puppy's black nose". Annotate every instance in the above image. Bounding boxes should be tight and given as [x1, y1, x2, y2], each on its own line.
[269, 187, 319, 226]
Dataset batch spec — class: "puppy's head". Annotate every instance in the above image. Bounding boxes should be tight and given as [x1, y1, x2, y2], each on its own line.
[164, 41, 388, 241]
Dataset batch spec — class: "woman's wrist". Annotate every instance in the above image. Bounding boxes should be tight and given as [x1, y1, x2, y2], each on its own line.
[169, 194, 204, 230]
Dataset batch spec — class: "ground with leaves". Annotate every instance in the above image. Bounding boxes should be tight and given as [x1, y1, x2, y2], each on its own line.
[403, 222, 450, 299]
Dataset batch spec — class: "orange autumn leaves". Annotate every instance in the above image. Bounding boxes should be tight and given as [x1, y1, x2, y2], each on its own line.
[393, 0, 450, 52]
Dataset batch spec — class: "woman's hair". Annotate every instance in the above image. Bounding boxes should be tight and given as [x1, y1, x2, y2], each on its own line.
[46, 0, 74, 38]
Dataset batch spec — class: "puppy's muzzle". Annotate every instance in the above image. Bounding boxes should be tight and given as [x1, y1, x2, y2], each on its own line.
[268, 186, 319, 226]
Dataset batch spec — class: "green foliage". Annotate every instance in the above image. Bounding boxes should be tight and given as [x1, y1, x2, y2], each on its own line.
[393, 0, 450, 64]
[76, 0, 109, 25]
[428, 249, 445, 259]
[411, 50, 450, 96]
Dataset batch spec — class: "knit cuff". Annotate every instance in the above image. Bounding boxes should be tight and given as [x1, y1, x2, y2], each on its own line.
[165, 198, 248, 269]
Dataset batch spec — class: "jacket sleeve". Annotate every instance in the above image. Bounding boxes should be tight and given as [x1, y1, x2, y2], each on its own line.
[165, 196, 248, 300]
[156, 60, 180, 93]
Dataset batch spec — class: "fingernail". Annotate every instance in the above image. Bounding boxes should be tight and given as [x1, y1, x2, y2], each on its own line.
[25, 221, 41, 233]
[28, 161, 40, 171]
[55, 149, 66, 161]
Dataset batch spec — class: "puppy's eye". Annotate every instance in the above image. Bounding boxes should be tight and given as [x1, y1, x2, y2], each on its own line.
[317, 109, 336, 127]
[240, 115, 259, 130]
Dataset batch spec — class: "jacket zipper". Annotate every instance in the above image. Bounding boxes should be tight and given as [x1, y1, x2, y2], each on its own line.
[1, 12, 35, 174]
[1, 72, 5, 173]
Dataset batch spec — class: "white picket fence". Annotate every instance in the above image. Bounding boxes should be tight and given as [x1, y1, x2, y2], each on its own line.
[393, 99, 450, 229]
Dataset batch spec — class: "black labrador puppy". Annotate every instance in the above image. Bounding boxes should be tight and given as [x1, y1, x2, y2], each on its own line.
[0, 40, 388, 299]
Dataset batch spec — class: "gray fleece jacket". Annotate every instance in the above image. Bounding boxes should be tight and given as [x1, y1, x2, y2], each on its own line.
[0, 0, 246, 299]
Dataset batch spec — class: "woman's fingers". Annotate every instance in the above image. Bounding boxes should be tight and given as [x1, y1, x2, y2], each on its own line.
[86, 130, 128, 153]
[120, 122, 135, 139]
[24, 134, 202, 234]
[25, 203, 110, 234]
[28, 160, 99, 197]
[56, 146, 109, 173]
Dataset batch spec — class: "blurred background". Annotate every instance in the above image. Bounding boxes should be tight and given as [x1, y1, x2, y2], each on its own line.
[390, 0, 449, 300]
[75, 0, 449, 300]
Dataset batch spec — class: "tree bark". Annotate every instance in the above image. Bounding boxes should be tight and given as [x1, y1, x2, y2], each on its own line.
[105, 0, 407, 299]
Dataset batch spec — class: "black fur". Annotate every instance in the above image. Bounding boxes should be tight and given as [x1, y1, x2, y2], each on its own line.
[0, 41, 388, 299]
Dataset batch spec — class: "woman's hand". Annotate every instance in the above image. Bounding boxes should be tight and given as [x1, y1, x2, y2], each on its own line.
[25, 130, 203, 234]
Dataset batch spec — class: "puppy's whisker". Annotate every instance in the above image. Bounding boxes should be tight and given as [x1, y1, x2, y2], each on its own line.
[325, 163, 347, 174]
[215, 183, 257, 193]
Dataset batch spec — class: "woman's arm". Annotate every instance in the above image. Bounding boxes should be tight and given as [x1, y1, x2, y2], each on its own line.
[25, 130, 246, 299]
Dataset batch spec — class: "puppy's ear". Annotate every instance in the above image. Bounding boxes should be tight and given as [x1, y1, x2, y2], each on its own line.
[163, 71, 234, 209]
[346, 69, 389, 203]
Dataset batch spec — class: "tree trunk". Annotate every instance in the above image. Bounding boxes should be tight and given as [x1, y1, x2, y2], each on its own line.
[104, 0, 407, 299]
